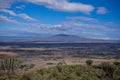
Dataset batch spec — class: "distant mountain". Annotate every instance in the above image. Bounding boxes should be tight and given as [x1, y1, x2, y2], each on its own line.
[0, 34, 119, 43]
[41, 34, 92, 42]
[32, 34, 120, 43]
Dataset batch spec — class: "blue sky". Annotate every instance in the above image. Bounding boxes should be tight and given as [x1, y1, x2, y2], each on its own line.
[0, 0, 120, 40]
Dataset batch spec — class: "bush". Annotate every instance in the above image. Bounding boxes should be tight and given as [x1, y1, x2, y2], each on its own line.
[113, 67, 120, 80]
[0, 58, 21, 75]
[86, 59, 93, 66]
[113, 62, 120, 66]
[101, 62, 116, 78]
[1, 62, 120, 80]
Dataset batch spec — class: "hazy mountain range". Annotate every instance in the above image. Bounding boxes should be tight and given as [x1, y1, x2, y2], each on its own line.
[0, 34, 119, 43]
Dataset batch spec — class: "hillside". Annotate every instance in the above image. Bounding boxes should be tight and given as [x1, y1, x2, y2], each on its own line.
[0, 61, 120, 80]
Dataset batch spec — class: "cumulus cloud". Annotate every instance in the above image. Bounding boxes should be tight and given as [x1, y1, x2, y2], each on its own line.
[1, 0, 111, 15]
[0, 0, 94, 14]
[0, 15, 19, 24]
[97, 7, 108, 14]
[25, 0, 94, 14]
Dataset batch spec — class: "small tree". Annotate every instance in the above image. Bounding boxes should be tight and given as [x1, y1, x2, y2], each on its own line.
[86, 59, 93, 66]
[101, 62, 116, 78]
[0, 57, 21, 79]
[56, 62, 63, 72]
[113, 61, 120, 66]
[29, 64, 35, 69]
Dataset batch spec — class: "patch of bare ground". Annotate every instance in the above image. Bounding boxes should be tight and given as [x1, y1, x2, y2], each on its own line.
[0, 52, 17, 57]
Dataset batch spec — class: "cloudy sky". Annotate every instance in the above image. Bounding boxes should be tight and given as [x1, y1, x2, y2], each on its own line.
[0, 0, 120, 40]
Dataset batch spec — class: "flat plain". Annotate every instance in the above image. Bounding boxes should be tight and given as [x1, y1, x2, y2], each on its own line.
[0, 42, 120, 69]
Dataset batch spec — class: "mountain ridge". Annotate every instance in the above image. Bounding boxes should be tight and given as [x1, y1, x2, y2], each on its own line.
[0, 34, 119, 43]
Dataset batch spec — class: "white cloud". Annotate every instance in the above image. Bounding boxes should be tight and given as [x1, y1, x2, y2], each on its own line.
[0, 15, 19, 24]
[29, 23, 62, 30]
[26, 0, 94, 14]
[67, 16, 98, 23]
[0, 0, 15, 9]
[104, 22, 119, 27]
[0, 9, 37, 21]
[62, 16, 118, 31]
[83, 32, 111, 40]
[1, 0, 111, 15]
[18, 13, 37, 21]
[0, 9, 17, 16]
[0, 0, 95, 14]
[16, 5, 25, 9]
[63, 21, 103, 29]
[24, 15, 117, 32]
[97, 7, 108, 14]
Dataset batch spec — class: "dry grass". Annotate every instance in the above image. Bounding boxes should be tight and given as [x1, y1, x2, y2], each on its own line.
[21, 56, 118, 70]
[0, 46, 119, 69]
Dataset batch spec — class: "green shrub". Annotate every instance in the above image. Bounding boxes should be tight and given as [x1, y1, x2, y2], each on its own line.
[0, 62, 120, 80]
[113, 62, 120, 66]
[86, 59, 93, 66]
[101, 62, 116, 78]
[113, 67, 120, 80]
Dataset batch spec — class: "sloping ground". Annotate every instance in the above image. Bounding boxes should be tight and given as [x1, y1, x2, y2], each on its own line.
[0, 64, 120, 80]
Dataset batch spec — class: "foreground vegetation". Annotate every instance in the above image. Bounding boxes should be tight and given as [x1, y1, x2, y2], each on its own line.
[0, 58, 120, 80]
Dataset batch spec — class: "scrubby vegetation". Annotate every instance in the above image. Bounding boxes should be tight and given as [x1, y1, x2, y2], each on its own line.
[0, 58, 120, 80]
[86, 59, 93, 66]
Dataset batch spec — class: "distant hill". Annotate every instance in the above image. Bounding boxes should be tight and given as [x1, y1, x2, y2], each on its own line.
[37, 34, 119, 43]
[38, 34, 93, 42]
[0, 34, 119, 43]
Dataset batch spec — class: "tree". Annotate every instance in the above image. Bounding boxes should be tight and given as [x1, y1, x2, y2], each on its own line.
[101, 62, 116, 78]
[113, 61, 120, 66]
[86, 59, 93, 66]
[0, 57, 21, 80]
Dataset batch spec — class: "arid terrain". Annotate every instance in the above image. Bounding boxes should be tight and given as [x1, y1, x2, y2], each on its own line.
[0, 42, 120, 69]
